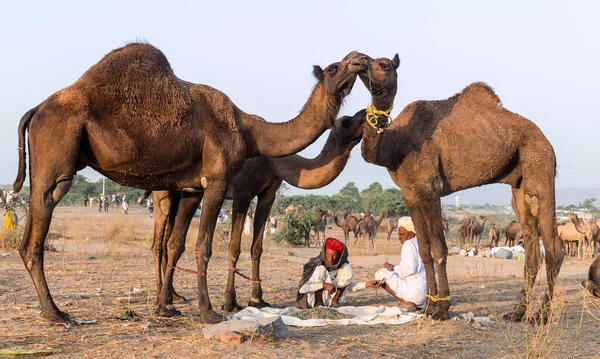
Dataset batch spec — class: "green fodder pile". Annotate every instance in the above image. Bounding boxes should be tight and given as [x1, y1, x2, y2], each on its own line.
[289, 307, 354, 320]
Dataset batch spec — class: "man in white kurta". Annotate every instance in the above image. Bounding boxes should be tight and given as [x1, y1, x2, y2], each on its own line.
[356, 217, 427, 310]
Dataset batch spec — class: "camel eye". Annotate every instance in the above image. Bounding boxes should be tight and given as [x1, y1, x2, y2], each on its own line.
[380, 63, 389, 70]
[327, 65, 338, 73]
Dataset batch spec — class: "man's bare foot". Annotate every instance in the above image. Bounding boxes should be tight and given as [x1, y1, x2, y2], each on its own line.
[399, 301, 417, 312]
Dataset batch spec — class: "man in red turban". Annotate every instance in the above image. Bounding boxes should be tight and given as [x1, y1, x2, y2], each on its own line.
[296, 237, 378, 308]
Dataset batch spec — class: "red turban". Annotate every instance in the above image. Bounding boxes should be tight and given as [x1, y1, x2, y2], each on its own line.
[325, 237, 345, 253]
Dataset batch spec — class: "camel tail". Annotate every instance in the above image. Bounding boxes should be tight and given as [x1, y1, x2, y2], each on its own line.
[13, 107, 37, 193]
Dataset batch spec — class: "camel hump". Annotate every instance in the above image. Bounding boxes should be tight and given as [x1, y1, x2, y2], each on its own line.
[455, 82, 502, 107]
[83, 42, 174, 80]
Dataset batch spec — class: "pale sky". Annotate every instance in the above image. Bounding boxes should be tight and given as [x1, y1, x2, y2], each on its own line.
[1, 1, 599, 202]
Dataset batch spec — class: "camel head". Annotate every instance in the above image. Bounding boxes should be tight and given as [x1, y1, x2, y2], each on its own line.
[353, 54, 400, 110]
[312, 51, 367, 99]
[332, 109, 367, 147]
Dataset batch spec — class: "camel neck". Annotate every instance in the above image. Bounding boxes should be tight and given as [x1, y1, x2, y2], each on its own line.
[361, 125, 396, 169]
[272, 128, 354, 189]
[241, 85, 341, 158]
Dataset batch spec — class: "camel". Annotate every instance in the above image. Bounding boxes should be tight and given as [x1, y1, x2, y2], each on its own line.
[152, 112, 365, 311]
[355, 211, 385, 248]
[12, 43, 367, 323]
[468, 216, 487, 247]
[354, 53, 562, 322]
[333, 214, 360, 244]
[503, 220, 522, 247]
[558, 222, 585, 258]
[378, 216, 396, 241]
[311, 208, 330, 246]
[488, 224, 501, 248]
[284, 204, 303, 215]
[459, 218, 471, 247]
[583, 257, 600, 297]
[569, 213, 599, 258]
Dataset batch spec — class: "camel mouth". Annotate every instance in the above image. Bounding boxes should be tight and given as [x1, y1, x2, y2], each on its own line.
[348, 61, 367, 74]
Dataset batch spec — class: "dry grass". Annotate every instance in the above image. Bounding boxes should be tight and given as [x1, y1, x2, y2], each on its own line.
[3, 208, 600, 358]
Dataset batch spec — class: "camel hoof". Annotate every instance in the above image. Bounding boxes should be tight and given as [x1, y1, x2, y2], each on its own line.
[430, 310, 450, 321]
[502, 311, 525, 322]
[154, 304, 181, 318]
[221, 302, 243, 312]
[43, 310, 73, 325]
[248, 298, 271, 309]
[200, 309, 225, 324]
[529, 309, 550, 325]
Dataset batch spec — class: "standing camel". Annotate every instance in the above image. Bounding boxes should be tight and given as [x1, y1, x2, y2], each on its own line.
[503, 220, 522, 247]
[378, 216, 396, 241]
[488, 224, 500, 248]
[333, 214, 360, 244]
[153, 112, 365, 311]
[355, 211, 385, 248]
[311, 208, 330, 246]
[558, 222, 585, 258]
[468, 216, 487, 248]
[569, 213, 599, 258]
[12, 43, 366, 323]
[354, 53, 561, 322]
[459, 218, 471, 247]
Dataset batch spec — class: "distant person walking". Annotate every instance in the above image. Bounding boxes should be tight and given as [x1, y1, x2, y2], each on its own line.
[104, 196, 109, 213]
[97, 196, 103, 213]
[147, 197, 154, 218]
[83, 193, 89, 207]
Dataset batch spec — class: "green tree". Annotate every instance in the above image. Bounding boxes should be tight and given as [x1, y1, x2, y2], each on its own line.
[332, 182, 361, 211]
[582, 197, 597, 210]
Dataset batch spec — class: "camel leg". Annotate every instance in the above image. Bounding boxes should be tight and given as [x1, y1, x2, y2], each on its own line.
[155, 193, 201, 317]
[20, 120, 83, 323]
[248, 186, 278, 308]
[195, 180, 229, 324]
[223, 195, 251, 311]
[421, 198, 451, 320]
[21, 178, 74, 323]
[403, 192, 439, 317]
[151, 191, 170, 302]
[159, 192, 186, 302]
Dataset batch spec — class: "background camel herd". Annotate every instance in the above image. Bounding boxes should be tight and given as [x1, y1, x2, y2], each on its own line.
[11, 42, 573, 326]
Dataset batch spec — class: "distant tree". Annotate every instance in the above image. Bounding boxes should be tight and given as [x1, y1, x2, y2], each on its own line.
[332, 182, 361, 211]
[582, 197, 597, 210]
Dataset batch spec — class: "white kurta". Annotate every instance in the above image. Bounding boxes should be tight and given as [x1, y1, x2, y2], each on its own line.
[298, 263, 359, 308]
[372, 237, 427, 308]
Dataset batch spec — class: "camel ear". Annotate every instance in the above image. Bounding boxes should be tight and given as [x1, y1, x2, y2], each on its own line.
[313, 66, 324, 81]
[392, 54, 400, 69]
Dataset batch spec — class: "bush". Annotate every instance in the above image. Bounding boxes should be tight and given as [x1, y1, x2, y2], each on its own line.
[273, 213, 316, 246]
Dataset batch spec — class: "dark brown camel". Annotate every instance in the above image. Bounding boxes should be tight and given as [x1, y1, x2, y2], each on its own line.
[355, 53, 562, 322]
[355, 211, 385, 248]
[459, 218, 471, 247]
[468, 216, 487, 247]
[488, 223, 501, 248]
[583, 257, 600, 297]
[569, 213, 599, 258]
[503, 220, 522, 247]
[12, 43, 366, 324]
[152, 112, 365, 312]
[333, 214, 360, 244]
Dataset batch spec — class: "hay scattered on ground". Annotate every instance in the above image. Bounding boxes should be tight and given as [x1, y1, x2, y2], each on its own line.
[289, 307, 354, 320]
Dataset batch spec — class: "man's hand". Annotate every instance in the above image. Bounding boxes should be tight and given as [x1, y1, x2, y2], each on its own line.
[384, 262, 394, 271]
[322, 282, 335, 293]
[365, 280, 381, 288]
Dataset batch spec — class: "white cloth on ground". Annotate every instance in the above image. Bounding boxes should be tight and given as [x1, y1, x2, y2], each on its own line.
[298, 263, 359, 308]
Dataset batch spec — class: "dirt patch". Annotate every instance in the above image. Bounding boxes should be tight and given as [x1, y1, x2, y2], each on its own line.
[1, 207, 599, 358]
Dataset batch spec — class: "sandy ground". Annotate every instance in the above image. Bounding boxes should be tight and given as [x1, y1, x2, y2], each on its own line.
[2, 207, 600, 358]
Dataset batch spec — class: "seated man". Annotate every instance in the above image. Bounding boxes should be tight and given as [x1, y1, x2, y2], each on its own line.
[357, 217, 427, 311]
[296, 237, 378, 308]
